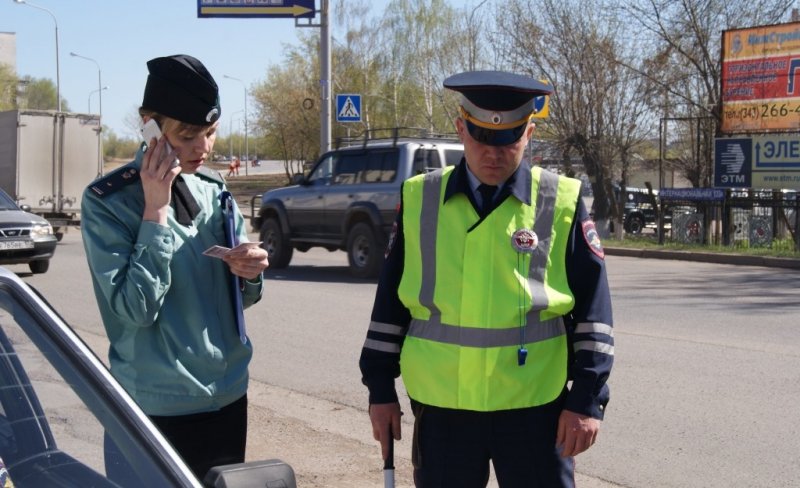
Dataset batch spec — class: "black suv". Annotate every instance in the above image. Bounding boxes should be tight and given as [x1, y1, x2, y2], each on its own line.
[606, 185, 672, 234]
[252, 130, 464, 278]
[621, 186, 660, 234]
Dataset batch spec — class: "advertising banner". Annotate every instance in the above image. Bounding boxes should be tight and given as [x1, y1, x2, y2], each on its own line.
[721, 22, 800, 133]
[715, 134, 800, 189]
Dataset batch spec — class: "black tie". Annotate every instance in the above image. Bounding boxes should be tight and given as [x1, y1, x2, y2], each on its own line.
[171, 176, 201, 226]
[477, 184, 497, 216]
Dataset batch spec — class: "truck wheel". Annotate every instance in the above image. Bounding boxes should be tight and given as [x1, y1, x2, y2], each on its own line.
[29, 260, 49, 274]
[346, 222, 382, 279]
[625, 215, 645, 235]
[260, 218, 293, 268]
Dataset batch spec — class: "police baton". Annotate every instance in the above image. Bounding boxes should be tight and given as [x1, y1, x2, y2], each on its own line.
[383, 430, 395, 488]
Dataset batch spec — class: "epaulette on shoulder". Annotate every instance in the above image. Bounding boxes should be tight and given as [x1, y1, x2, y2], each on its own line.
[196, 166, 225, 185]
[88, 162, 141, 198]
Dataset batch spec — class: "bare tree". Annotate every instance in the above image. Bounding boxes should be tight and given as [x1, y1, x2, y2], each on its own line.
[376, 0, 461, 132]
[498, 0, 655, 233]
[622, 0, 793, 187]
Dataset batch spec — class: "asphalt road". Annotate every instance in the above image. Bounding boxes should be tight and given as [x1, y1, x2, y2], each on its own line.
[8, 230, 800, 487]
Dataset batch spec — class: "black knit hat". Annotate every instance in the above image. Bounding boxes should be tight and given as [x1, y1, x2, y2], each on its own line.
[141, 54, 221, 126]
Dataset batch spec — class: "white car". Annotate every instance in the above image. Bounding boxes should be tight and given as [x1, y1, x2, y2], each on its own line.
[0, 188, 57, 274]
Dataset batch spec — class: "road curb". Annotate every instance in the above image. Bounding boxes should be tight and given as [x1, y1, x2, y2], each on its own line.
[604, 247, 800, 269]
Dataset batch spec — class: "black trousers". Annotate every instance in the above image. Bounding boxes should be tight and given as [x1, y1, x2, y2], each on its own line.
[150, 394, 248, 479]
[105, 395, 248, 483]
[410, 394, 575, 488]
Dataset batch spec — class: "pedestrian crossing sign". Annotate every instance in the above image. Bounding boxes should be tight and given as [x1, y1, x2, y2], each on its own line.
[336, 94, 362, 122]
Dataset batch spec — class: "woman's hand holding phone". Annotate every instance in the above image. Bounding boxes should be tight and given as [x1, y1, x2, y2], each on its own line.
[141, 119, 179, 169]
[141, 119, 181, 224]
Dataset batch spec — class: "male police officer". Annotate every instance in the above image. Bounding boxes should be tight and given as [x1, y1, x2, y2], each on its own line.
[359, 71, 614, 487]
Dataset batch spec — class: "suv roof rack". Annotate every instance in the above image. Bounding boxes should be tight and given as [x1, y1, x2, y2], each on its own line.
[335, 127, 458, 149]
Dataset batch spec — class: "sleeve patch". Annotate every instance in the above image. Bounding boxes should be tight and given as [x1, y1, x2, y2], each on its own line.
[582, 220, 604, 259]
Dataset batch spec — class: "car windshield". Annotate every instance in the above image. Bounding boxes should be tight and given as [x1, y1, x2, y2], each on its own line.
[0, 191, 18, 211]
[0, 269, 198, 487]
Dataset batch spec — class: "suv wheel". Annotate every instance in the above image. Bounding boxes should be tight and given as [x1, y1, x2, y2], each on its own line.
[260, 218, 293, 268]
[625, 214, 645, 235]
[29, 260, 49, 274]
[346, 222, 382, 279]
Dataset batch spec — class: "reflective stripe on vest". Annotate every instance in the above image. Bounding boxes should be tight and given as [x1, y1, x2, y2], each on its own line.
[398, 165, 581, 411]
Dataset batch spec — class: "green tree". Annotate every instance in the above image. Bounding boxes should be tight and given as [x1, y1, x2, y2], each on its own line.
[251, 32, 320, 178]
[0, 63, 20, 111]
[18, 76, 70, 111]
[102, 127, 140, 161]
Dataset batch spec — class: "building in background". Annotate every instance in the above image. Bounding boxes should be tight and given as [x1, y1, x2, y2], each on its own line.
[0, 32, 18, 109]
[0, 32, 15, 69]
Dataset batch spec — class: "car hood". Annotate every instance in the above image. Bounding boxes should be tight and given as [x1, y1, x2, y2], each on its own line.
[0, 209, 49, 226]
[263, 185, 302, 200]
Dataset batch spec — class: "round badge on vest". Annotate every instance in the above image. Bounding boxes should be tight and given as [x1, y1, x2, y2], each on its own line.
[511, 228, 538, 253]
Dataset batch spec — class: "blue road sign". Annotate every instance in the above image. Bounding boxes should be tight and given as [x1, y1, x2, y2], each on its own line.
[336, 94, 362, 123]
[197, 0, 316, 19]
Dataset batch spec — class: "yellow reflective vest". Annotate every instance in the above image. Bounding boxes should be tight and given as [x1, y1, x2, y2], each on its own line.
[398, 165, 581, 411]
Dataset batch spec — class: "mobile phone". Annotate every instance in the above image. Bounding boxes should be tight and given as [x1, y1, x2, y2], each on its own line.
[141, 119, 178, 167]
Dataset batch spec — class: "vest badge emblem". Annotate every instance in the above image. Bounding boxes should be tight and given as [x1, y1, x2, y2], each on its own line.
[511, 228, 538, 253]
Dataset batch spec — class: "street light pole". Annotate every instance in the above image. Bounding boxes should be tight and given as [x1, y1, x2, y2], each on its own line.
[229, 109, 243, 163]
[320, 0, 331, 155]
[15, 0, 60, 112]
[88, 86, 108, 113]
[70, 52, 102, 118]
[295, 0, 330, 155]
[223, 75, 248, 176]
[70, 51, 105, 176]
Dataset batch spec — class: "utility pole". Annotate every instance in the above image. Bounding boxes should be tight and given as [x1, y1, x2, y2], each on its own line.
[297, 0, 330, 155]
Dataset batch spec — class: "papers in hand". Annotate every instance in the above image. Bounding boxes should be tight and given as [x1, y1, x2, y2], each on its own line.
[203, 242, 263, 259]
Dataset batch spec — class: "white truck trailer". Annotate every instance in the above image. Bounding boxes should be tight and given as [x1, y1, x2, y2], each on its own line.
[0, 109, 102, 240]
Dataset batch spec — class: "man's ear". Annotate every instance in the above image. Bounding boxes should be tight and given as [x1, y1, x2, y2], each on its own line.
[455, 117, 467, 142]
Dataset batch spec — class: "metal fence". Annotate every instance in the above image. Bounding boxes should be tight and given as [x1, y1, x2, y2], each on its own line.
[657, 189, 800, 253]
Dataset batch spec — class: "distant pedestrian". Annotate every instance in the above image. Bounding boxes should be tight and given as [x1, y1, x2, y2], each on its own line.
[228, 156, 240, 177]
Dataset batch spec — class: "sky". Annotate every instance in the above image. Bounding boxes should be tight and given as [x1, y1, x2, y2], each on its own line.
[1, 0, 390, 140]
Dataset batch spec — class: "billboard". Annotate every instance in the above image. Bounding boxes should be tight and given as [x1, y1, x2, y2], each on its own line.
[715, 134, 800, 189]
[721, 22, 800, 133]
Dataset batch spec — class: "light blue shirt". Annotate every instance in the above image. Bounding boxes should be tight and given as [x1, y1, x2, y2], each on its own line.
[81, 150, 263, 416]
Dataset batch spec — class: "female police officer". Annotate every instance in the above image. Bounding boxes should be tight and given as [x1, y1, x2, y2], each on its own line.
[81, 54, 269, 481]
[360, 71, 614, 487]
